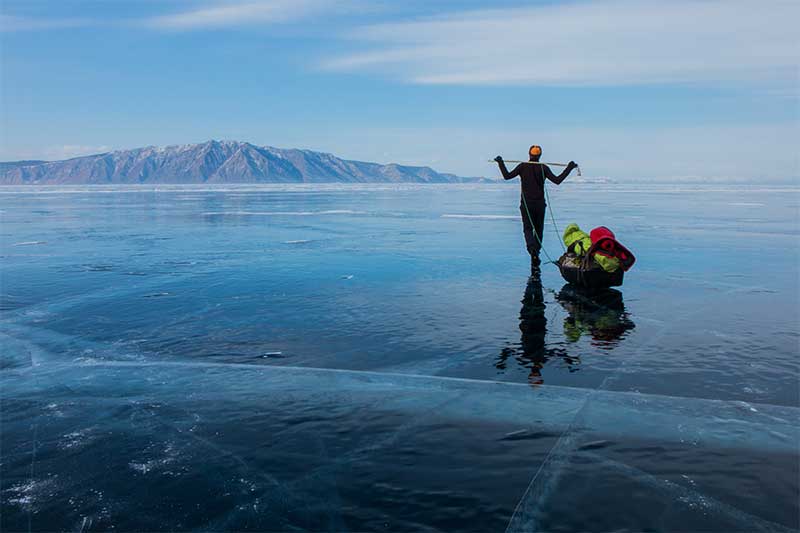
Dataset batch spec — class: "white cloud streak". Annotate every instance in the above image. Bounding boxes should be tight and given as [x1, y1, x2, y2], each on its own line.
[145, 0, 328, 30]
[0, 145, 113, 162]
[0, 14, 92, 32]
[2, 1, 337, 33]
[323, 0, 800, 87]
[44, 145, 112, 160]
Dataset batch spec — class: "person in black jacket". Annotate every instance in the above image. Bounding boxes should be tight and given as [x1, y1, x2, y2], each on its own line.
[495, 145, 577, 275]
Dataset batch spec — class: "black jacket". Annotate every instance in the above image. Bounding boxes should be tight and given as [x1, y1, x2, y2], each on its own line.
[497, 161, 571, 203]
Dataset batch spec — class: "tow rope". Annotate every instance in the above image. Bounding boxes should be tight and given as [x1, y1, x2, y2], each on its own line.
[544, 175, 566, 253]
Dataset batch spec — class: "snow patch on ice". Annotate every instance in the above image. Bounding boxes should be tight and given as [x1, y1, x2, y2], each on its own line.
[3, 476, 58, 511]
[59, 427, 97, 450]
[441, 214, 516, 220]
[202, 210, 366, 216]
[129, 442, 181, 475]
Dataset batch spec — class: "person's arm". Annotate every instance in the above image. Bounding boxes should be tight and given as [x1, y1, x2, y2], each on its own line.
[494, 156, 522, 180]
[544, 161, 577, 185]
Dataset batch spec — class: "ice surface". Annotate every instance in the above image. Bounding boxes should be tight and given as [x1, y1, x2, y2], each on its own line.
[3, 360, 798, 452]
[441, 214, 518, 219]
[1, 182, 798, 531]
[201, 210, 368, 216]
[3, 318, 799, 528]
[2, 355, 797, 531]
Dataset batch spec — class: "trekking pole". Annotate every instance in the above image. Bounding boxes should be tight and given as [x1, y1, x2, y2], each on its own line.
[488, 160, 581, 176]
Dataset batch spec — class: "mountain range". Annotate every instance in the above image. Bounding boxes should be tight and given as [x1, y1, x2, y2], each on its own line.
[0, 141, 480, 184]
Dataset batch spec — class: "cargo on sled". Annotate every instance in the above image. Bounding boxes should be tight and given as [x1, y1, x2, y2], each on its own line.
[557, 225, 635, 290]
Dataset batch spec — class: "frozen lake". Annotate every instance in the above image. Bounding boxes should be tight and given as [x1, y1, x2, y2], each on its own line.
[1, 182, 798, 531]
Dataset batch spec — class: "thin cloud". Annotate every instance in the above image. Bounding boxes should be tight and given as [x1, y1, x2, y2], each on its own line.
[323, 0, 800, 87]
[145, 0, 328, 30]
[2, 1, 340, 33]
[0, 14, 93, 32]
[0, 145, 113, 162]
[44, 145, 112, 161]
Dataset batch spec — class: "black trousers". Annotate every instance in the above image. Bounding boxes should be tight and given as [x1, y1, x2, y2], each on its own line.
[520, 198, 546, 261]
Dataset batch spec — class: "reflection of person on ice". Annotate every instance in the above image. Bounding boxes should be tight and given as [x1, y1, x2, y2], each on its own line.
[495, 275, 579, 386]
[495, 145, 577, 276]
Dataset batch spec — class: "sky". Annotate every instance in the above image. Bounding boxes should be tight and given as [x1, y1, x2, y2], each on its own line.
[0, 0, 798, 180]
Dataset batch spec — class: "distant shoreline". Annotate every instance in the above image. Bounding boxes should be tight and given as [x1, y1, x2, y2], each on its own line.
[0, 181, 797, 194]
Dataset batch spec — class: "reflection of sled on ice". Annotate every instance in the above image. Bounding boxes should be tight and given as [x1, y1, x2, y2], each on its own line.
[555, 284, 635, 348]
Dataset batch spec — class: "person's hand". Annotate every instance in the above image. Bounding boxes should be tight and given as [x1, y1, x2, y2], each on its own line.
[494, 156, 504, 163]
[567, 160, 577, 170]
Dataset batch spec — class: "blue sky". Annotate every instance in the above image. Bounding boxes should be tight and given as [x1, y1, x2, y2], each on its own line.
[1, 0, 797, 179]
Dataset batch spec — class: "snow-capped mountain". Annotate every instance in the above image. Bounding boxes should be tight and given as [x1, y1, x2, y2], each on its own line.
[0, 141, 480, 184]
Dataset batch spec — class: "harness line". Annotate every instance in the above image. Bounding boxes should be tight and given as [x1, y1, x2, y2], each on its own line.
[543, 174, 566, 253]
